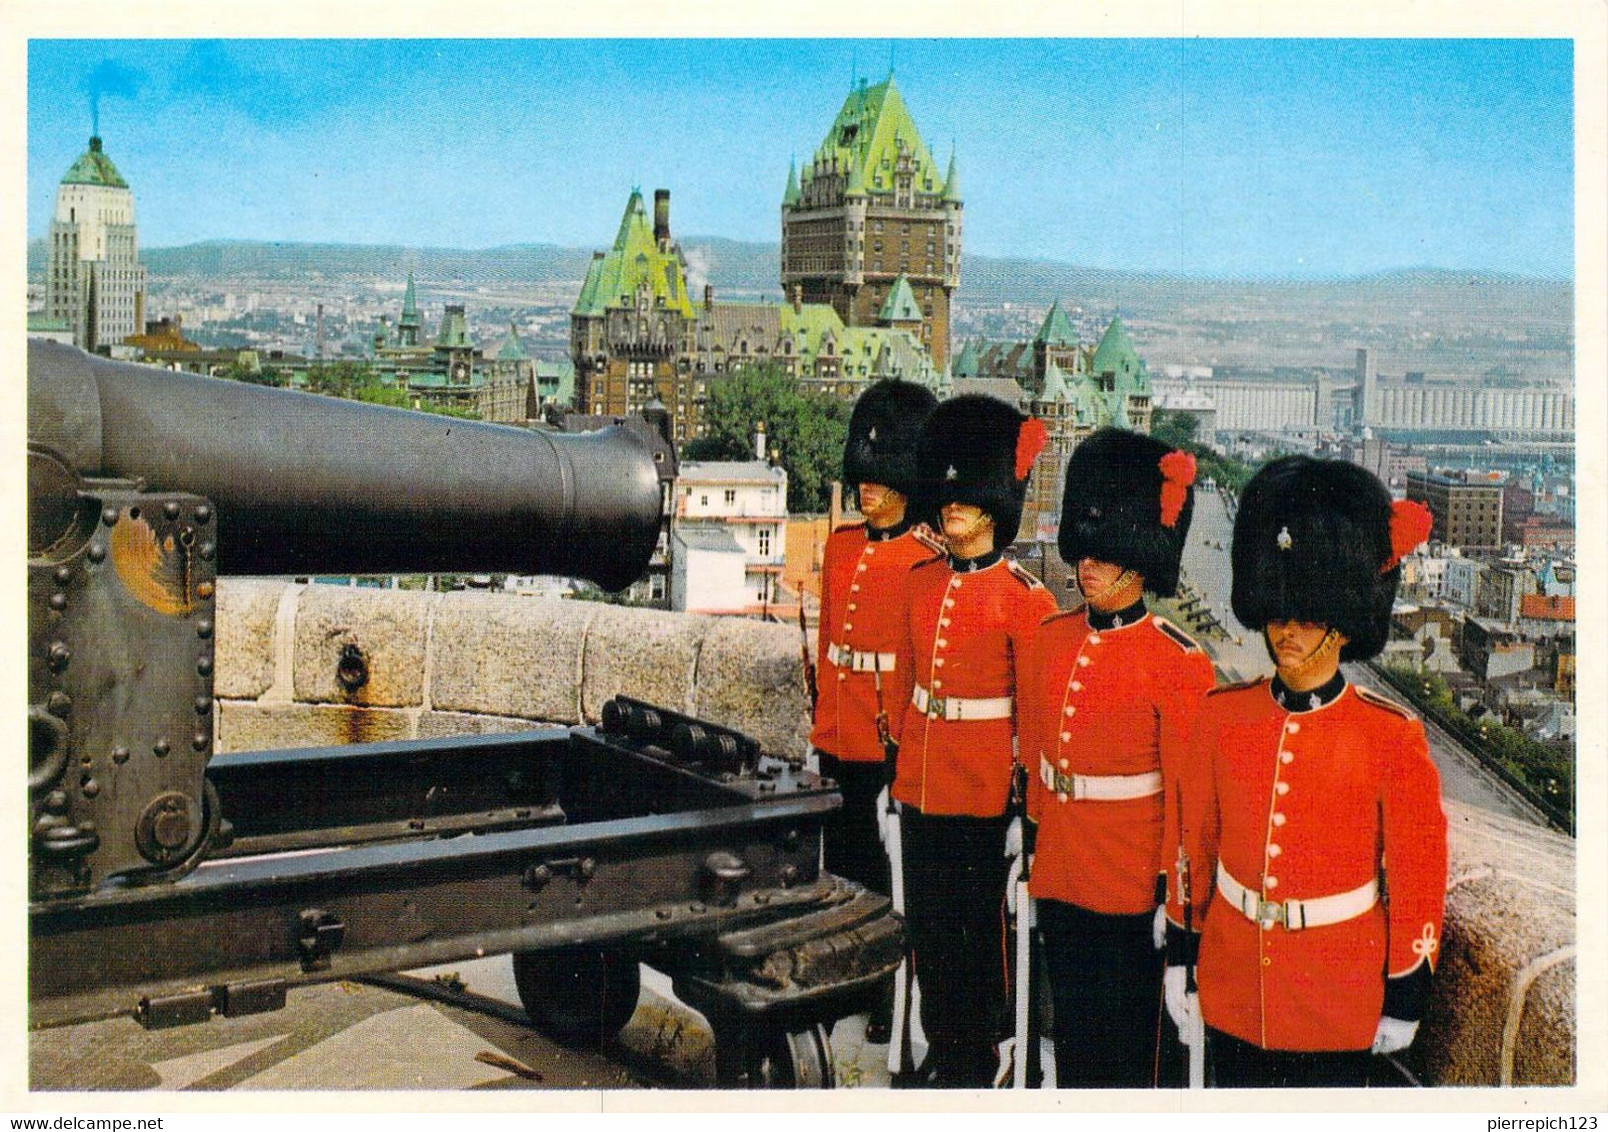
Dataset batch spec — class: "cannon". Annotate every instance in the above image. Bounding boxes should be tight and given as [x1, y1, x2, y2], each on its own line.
[28, 342, 900, 1088]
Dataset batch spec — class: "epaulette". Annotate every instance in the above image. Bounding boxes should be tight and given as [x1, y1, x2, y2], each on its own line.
[913, 526, 945, 555]
[1355, 685, 1417, 720]
[1040, 604, 1085, 626]
[1153, 616, 1202, 653]
[1006, 560, 1046, 589]
[1206, 675, 1268, 697]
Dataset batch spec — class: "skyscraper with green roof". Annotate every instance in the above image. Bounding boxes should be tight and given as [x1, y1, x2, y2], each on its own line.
[45, 135, 147, 353]
[781, 75, 962, 369]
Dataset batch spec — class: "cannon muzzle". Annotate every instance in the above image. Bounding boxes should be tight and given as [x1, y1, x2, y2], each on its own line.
[28, 340, 661, 591]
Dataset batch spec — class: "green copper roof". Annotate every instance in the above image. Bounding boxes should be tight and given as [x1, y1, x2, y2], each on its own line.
[879, 275, 922, 323]
[783, 159, 801, 207]
[1035, 300, 1078, 347]
[497, 322, 528, 360]
[806, 76, 941, 200]
[941, 147, 960, 203]
[1089, 315, 1147, 388]
[952, 338, 980, 378]
[400, 273, 420, 323]
[777, 300, 935, 384]
[437, 306, 472, 349]
[572, 189, 694, 319]
[61, 136, 128, 189]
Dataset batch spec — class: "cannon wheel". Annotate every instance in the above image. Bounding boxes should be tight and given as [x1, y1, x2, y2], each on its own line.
[715, 1023, 836, 1089]
[511, 947, 641, 1050]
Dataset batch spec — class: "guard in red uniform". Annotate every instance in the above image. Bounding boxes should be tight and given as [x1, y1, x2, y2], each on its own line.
[893, 394, 1058, 1088]
[1164, 456, 1445, 1087]
[810, 379, 938, 1041]
[1022, 428, 1216, 1087]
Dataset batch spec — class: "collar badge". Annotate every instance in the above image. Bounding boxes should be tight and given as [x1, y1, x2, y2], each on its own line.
[1276, 525, 1293, 550]
[945, 465, 958, 480]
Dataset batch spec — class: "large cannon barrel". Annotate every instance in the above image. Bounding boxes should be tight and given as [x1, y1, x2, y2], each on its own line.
[28, 340, 661, 591]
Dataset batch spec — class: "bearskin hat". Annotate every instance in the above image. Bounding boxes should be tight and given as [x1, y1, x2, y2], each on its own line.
[916, 394, 1046, 547]
[1058, 428, 1197, 597]
[1231, 455, 1428, 662]
[843, 379, 938, 498]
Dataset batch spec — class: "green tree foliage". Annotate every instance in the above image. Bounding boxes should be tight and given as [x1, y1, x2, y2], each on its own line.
[1150, 408, 1258, 495]
[217, 359, 281, 387]
[216, 358, 480, 420]
[683, 366, 851, 513]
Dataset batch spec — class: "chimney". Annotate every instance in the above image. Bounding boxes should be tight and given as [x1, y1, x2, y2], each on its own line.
[654, 189, 671, 248]
[704, 283, 714, 311]
[755, 421, 767, 461]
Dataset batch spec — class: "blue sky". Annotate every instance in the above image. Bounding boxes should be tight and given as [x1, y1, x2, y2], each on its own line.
[27, 38, 1574, 279]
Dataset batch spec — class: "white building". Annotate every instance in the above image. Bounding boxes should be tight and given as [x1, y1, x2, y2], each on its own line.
[670, 525, 750, 614]
[1443, 555, 1485, 611]
[673, 460, 788, 615]
[45, 136, 147, 353]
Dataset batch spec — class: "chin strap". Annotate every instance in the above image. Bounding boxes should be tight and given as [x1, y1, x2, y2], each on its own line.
[944, 508, 995, 550]
[1081, 568, 1139, 608]
[1280, 627, 1343, 683]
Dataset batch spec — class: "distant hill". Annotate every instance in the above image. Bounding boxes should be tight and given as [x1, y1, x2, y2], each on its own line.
[27, 235, 1570, 300]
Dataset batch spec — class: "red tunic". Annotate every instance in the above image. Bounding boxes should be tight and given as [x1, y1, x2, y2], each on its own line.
[1023, 608, 1216, 914]
[892, 556, 1058, 817]
[1170, 678, 1447, 1052]
[809, 521, 941, 763]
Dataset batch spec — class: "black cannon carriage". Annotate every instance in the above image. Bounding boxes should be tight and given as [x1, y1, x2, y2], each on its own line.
[27, 341, 900, 1087]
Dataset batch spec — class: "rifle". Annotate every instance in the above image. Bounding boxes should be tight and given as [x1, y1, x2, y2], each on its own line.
[876, 652, 917, 1081]
[1177, 841, 1206, 1087]
[798, 601, 818, 712]
[1010, 794, 1040, 1088]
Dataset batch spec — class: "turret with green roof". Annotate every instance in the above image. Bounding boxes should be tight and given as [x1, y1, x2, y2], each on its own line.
[1035, 300, 1079, 348]
[573, 189, 693, 320]
[497, 322, 528, 361]
[878, 275, 922, 325]
[1089, 315, 1148, 391]
[61, 136, 129, 189]
[397, 272, 422, 346]
[801, 76, 943, 203]
[783, 159, 801, 208]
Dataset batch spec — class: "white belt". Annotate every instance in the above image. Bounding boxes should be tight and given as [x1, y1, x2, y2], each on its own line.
[826, 643, 897, 673]
[1216, 863, 1378, 931]
[911, 684, 1013, 721]
[1039, 759, 1162, 801]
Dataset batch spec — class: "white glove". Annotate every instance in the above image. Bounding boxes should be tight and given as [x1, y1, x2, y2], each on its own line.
[993, 1036, 1017, 1088]
[1164, 966, 1201, 1045]
[1004, 852, 1023, 915]
[1152, 905, 1167, 951]
[1371, 1016, 1419, 1055]
[1004, 815, 1023, 860]
[876, 786, 891, 845]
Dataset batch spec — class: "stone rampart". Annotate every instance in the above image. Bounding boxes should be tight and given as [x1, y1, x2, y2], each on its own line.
[212, 579, 1574, 1087]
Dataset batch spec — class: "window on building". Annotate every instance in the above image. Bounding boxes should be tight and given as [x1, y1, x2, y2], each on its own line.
[757, 527, 772, 557]
[700, 494, 709, 507]
[724, 489, 737, 505]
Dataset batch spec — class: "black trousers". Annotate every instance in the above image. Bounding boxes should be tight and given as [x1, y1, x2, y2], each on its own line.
[1208, 1027, 1374, 1088]
[815, 751, 891, 897]
[901, 808, 1012, 1087]
[1038, 898, 1166, 1088]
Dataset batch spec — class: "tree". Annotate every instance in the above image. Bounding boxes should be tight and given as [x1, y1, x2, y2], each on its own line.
[683, 366, 851, 513]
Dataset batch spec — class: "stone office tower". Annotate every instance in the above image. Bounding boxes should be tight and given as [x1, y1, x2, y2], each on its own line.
[781, 75, 961, 370]
[45, 135, 147, 353]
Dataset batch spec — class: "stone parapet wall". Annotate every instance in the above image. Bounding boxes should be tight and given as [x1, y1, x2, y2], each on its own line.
[214, 580, 811, 758]
[211, 580, 1574, 1087]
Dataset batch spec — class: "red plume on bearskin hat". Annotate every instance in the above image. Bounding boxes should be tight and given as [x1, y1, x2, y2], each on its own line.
[843, 379, 938, 498]
[1230, 455, 1407, 661]
[1058, 428, 1197, 597]
[917, 394, 1039, 547]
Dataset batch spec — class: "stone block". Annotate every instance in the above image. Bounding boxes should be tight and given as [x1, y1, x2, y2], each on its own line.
[292, 586, 436, 707]
[416, 711, 564, 739]
[215, 578, 285, 699]
[580, 604, 709, 722]
[216, 701, 414, 753]
[1513, 958, 1575, 1086]
[692, 617, 811, 760]
[431, 593, 596, 724]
